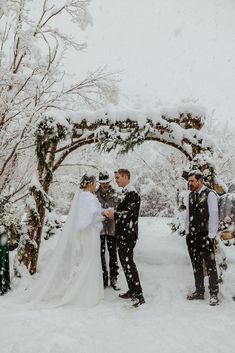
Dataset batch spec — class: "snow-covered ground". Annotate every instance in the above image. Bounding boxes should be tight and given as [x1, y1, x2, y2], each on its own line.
[1, 217, 235, 353]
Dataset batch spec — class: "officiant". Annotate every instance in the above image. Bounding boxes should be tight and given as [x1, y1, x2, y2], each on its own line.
[96, 171, 120, 290]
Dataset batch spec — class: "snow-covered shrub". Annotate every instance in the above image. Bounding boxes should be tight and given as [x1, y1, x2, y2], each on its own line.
[0, 197, 21, 250]
[44, 209, 65, 240]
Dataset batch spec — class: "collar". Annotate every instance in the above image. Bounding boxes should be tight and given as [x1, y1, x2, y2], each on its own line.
[98, 185, 112, 194]
[122, 183, 137, 193]
[195, 185, 206, 195]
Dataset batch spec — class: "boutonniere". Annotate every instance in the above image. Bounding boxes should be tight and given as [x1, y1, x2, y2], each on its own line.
[119, 193, 125, 202]
[198, 195, 207, 204]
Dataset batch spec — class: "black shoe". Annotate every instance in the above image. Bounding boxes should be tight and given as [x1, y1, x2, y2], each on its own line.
[233, 295, 235, 301]
[209, 294, 219, 306]
[132, 295, 145, 308]
[104, 280, 108, 288]
[187, 291, 204, 300]
[110, 279, 120, 291]
[119, 290, 133, 299]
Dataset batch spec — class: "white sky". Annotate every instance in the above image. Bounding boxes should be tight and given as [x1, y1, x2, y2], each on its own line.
[64, 0, 235, 127]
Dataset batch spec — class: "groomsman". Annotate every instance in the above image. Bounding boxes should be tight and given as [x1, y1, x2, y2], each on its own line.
[96, 171, 119, 290]
[185, 170, 219, 306]
[105, 169, 145, 307]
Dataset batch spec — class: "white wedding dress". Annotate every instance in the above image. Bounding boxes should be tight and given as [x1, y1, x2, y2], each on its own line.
[27, 191, 104, 308]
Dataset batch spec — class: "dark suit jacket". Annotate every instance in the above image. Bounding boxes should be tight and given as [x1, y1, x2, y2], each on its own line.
[114, 190, 141, 241]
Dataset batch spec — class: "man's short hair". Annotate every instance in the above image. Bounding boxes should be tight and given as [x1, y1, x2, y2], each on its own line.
[188, 169, 204, 181]
[117, 168, 130, 179]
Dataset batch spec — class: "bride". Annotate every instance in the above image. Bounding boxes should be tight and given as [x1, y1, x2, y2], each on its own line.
[27, 174, 104, 307]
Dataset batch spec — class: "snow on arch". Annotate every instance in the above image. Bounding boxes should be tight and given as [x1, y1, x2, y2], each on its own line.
[46, 103, 215, 161]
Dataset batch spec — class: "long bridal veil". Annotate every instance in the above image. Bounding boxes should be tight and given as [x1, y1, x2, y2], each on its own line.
[24, 190, 104, 307]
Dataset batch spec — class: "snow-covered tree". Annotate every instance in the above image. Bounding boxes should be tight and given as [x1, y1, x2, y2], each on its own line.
[0, 0, 118, 199]
[0, 0, 119, 274]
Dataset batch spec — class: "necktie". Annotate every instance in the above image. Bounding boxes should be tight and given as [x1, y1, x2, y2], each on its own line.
[194, 192, 199, 204]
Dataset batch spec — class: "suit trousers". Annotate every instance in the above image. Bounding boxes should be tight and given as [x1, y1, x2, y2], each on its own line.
[186, 233, 219, 296]
[100, 234, 119, 285]
[117, 236, 143, 297]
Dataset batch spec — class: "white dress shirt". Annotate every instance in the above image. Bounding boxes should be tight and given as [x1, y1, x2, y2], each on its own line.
[122, 183, 137, 193]
[185, 185, 219, 239]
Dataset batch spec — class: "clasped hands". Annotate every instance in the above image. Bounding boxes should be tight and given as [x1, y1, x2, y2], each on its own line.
[103, 209, 115, 219]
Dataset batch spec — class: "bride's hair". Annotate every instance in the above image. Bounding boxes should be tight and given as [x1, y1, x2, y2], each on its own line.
[80, 174, 96, 189]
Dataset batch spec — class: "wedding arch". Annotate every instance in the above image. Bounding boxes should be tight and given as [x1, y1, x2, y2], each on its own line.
[16, 105, 214, 275]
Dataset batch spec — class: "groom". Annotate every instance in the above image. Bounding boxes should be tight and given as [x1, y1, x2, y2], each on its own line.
[105, 169, 145, 307]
